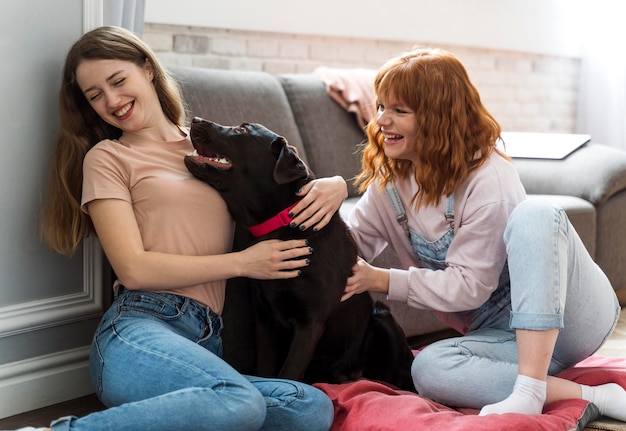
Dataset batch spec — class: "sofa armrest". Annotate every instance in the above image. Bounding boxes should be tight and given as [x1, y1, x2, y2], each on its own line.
[513, 143, 626, 205]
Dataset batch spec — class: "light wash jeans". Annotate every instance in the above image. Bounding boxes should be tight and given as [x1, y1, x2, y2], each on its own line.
[49, 289, 333, 431]
[411, 198, 621, 409]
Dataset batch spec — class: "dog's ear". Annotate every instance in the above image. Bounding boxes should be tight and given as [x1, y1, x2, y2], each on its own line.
[271, 137, 309, 184]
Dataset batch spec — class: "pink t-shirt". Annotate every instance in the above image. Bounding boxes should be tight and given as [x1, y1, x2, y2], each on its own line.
[347, 152, 526, 333]
[81, 130, 233, 313]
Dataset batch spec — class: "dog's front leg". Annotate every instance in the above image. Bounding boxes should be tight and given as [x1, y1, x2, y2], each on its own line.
[255, 305, 283, 377]
[278, 322, 326, 381]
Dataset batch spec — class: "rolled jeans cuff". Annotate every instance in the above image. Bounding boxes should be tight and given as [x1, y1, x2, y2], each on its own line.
[509, 311, 564, 330]
[50, 415, 74, 430]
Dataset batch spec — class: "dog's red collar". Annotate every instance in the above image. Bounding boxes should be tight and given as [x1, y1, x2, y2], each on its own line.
[248, 200, 302, 237]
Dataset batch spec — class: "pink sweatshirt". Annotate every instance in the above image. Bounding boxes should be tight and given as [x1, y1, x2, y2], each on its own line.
[346, 152, 526, 333]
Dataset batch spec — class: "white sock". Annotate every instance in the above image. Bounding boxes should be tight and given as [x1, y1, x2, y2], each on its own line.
[479, 374, 546, 416]
[581, 383, 626, 422]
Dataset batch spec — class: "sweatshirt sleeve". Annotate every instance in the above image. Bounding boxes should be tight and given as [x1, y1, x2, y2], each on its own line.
[345, 185, 393, 263]
[351, 156, 526, 315]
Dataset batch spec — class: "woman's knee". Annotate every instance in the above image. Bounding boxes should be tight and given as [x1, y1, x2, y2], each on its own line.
[411, 344, 455, 399]
[505, 198, 565, 243]
[291, 385, 334, 431]
[257, 379, 333, 431]
[411, 334, 519, 408]
[226, 386, 267, 430]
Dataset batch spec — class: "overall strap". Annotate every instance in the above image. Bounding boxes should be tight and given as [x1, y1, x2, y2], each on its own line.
[384, 183, 410, 237]
[385, 182, 455, 233]
[445, 193, 455, 230]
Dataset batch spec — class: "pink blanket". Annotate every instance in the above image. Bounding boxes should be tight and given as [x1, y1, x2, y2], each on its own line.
[314, 355, 626, 431]
[314, 67, 377, 128]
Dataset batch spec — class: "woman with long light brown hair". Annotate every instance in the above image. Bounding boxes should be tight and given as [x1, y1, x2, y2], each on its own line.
[342, 48, 626, 420]
[22, 25, 341, 431]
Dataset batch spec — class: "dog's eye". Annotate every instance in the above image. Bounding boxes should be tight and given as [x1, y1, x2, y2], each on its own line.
[235, 126, 250, 135]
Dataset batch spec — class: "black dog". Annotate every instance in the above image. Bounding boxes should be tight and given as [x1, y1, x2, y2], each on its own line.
[185, 117, 414, 390]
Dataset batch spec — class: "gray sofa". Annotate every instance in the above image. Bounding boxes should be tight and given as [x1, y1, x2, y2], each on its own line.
[169, 66, 626, 369]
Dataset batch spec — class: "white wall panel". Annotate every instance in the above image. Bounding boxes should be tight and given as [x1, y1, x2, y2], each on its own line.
[0, 0, 108, 417]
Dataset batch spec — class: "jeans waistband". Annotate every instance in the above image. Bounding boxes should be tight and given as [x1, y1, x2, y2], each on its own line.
[114, 285, 222, 332]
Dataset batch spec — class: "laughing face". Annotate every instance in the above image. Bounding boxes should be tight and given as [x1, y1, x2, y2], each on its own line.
[75, 58, 159, 135]
[375, 96, 419, 163]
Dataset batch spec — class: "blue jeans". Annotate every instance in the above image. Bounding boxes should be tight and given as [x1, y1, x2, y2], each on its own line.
[49, 289, 333, 431]
[411, 198, 620, 409]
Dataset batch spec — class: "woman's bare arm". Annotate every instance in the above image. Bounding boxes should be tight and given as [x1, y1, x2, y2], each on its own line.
[88, 198, 312, 290]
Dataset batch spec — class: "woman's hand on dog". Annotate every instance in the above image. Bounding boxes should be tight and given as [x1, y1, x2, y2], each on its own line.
[236, 239, 312, 279]
[342, 257, 390, 301]
[291, 176, 348, 231]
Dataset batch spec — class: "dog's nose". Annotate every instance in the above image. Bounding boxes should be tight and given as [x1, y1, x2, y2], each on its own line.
[192, 116, 203, 124]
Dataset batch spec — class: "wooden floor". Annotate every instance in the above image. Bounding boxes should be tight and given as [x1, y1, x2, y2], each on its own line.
[0, 394, 105, 429]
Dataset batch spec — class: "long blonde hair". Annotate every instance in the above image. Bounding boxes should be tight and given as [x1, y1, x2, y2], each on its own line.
[40, 26, 186, 256]
[355, 48, 508, 208]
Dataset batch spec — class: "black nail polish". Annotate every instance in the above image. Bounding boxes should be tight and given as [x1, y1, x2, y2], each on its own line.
[299, 225, 306, 231]
[288, 212, 294, 218]
[309, 247, 314, 253]
[305, 258, 311, 265]
[289, 222, 296, 228]
[304, 239, 309, 246]
[296, 189, 302, 194]
[312, 227, 319, 232]
[297, 270, 302, 276]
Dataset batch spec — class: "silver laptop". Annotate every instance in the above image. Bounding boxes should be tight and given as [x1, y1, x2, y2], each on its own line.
[498, 132, 590, 159]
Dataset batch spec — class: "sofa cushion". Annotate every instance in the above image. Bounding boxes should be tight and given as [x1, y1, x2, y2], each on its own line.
[594, 190, 626, 295]
[278, 74, 366, 197]
[513, 143, 626, 205]
[169, 67, 310, 165]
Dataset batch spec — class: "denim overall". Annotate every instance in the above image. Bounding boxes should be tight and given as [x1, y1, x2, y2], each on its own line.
[384, 183, 511, 332]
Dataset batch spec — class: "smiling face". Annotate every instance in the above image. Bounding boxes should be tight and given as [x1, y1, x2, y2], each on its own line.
[75, 58, 159, 135]
[375, 95, 419, 163]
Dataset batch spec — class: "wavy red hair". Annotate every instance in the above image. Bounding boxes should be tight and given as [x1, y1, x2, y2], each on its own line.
[355, 48, 508, 208]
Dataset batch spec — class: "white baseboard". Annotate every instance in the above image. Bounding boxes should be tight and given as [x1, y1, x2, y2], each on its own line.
[0, 346, 94, 419]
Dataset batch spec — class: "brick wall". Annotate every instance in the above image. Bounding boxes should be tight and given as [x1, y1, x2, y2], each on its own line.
[143, 23, 580, 133]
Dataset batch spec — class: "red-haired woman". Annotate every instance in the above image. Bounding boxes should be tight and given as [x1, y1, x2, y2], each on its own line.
[342, 47, 625, 420]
